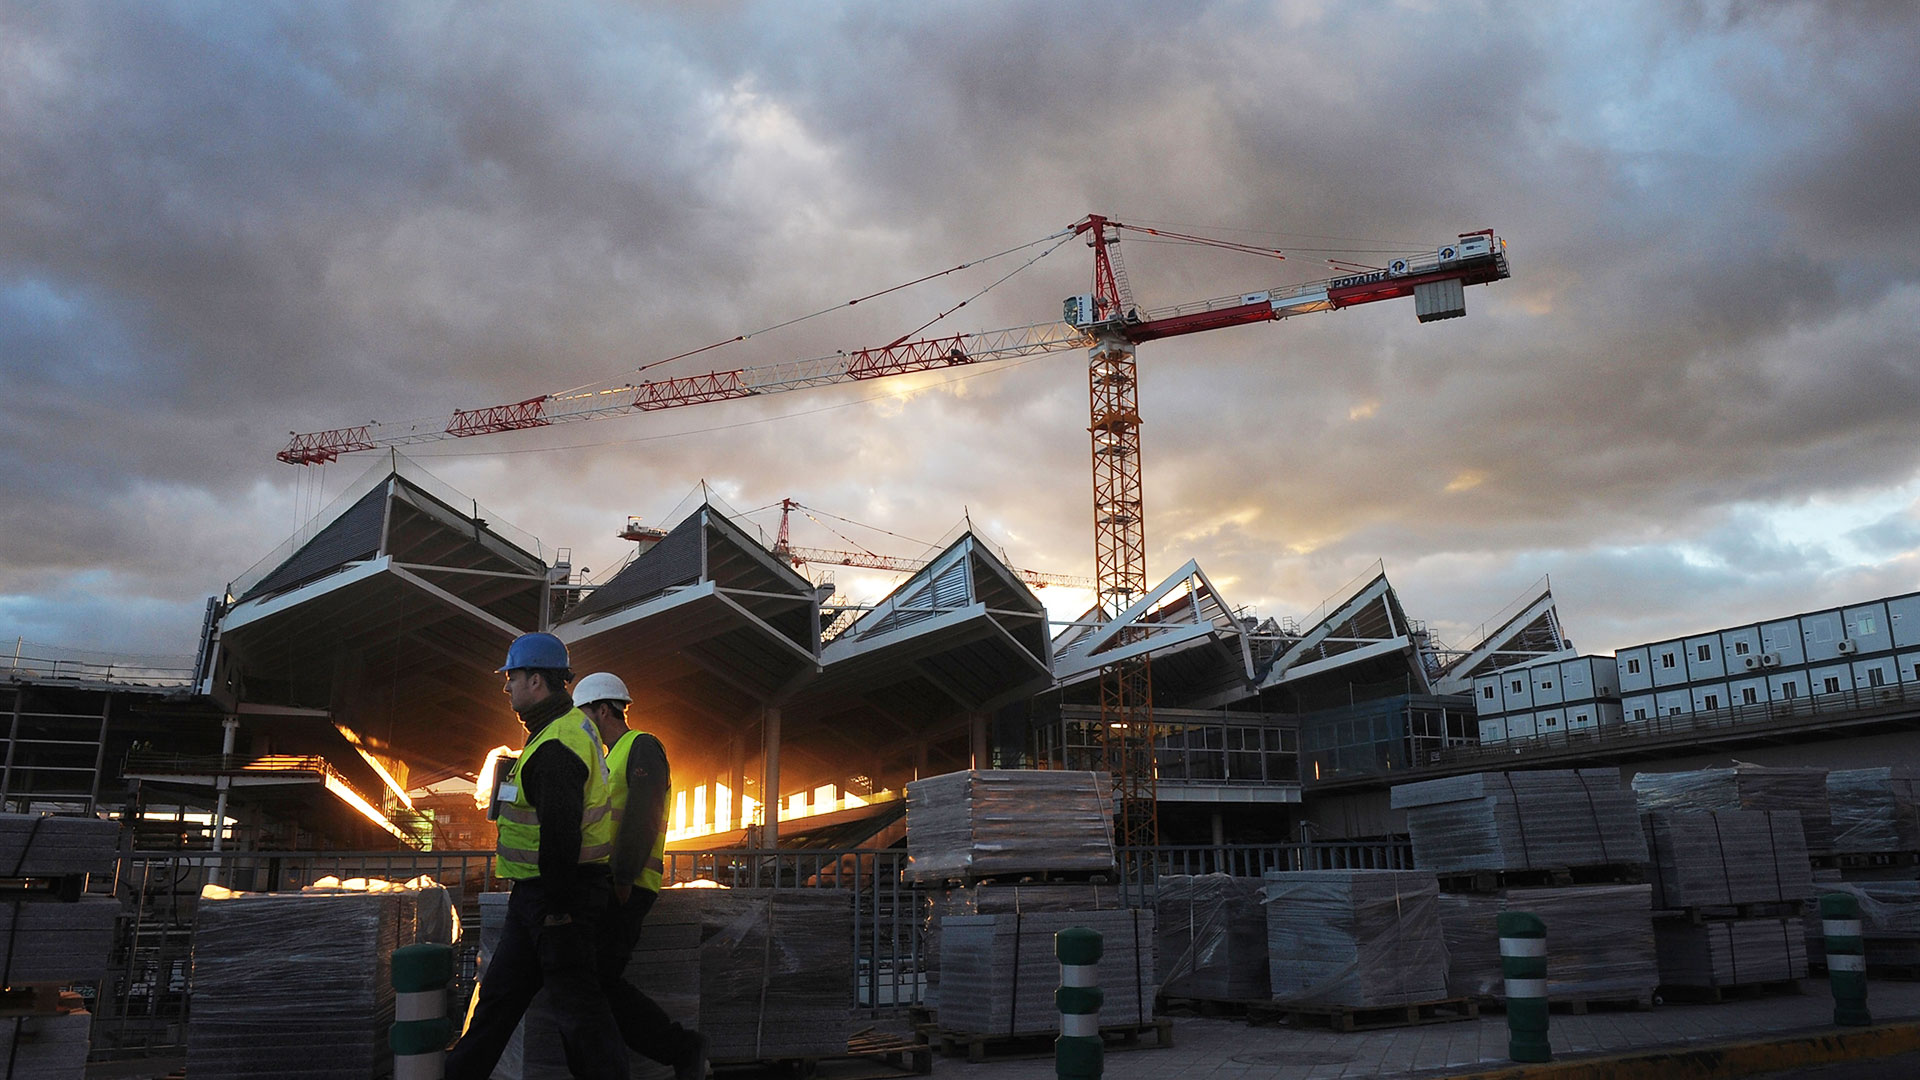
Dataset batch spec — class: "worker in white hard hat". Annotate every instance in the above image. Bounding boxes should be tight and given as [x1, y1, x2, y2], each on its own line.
[576, 672, 710, 1080]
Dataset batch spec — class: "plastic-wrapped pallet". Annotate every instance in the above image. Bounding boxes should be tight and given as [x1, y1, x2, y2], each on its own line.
[1828, 767, 1920, 854]
[1263, 870, 1450, 1007]
[0, 897, 116, 983]
[187, 887, 419, 1079]
[1631, 765, 1834, 854]
[923, 882, 1126, 1006]
[0, 814, 119, 877]
[905, 770, 1116, 882]
[697, 889, 854, 1062]
[1654, 918, 1807, 987]
[939, 908, 1155, 1035]
[1643, 810, 1811, 908]
[1390, 769, 1648, 873]
[1437, 885, 1658, 1002]
[0, 1010, 92, 1080]
[1156, 874, 1268, 1001]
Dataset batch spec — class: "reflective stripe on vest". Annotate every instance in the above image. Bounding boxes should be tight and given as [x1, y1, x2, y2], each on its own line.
[495, 708, 615, 879]
[606, 729, 670, 893]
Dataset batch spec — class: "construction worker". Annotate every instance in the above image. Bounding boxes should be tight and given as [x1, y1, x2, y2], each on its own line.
[447, 633, 628, 1080]
[575, 671, 710, 1080]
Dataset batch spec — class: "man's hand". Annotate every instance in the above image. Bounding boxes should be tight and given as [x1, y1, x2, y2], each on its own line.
[541, 912, 573, 928]
[614, 883, 632, 904]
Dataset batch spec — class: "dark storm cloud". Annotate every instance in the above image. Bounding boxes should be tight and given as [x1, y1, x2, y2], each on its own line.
[4, 0, 1919, 657]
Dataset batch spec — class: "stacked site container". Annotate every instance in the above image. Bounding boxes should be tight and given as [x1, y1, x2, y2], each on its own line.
[1616, 591, 1919, 729]
[1472, 655, 1621, 745]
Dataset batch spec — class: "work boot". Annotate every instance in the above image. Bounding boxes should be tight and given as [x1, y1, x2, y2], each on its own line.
[673, 1031, 710, 1080]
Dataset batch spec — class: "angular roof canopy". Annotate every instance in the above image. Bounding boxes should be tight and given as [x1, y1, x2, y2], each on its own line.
[1429, 578, 1569, 694]
[209, 453, 553, 782]
[1246, 568, 1433, 709]
[555, 504, 820, 735]
[1053, 561, 1253, 706]
[785, 533, 1053, 770]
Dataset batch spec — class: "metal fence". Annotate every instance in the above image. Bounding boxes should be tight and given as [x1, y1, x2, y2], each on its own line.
[88, 838, 1406, 1061]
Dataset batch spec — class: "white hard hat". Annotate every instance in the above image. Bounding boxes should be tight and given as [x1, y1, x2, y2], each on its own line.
[574, 672, 632, 708]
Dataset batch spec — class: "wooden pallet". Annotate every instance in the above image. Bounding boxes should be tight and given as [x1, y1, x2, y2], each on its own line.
[1157, 994, 1265, 1019]
[0, 873, 89, 902]
[1658, 978, 1806, 1005]
[1811, 851, 1920, 871]
[1652, 900, 1808, 924]
[1476, 993, 1656, 1015]
[925, 1018, 1172, 1063]
[846, 1028, 933, 1075]
[1250, 997, 1478, 1033]
[1436, 863, 1647, 894]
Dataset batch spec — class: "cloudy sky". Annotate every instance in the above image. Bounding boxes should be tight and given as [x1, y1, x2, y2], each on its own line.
[5, 0, 1918, 667]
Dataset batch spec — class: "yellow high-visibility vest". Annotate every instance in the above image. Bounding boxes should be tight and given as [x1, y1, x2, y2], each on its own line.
[606, 730, 669, 893]
[494, 708, 614, 879]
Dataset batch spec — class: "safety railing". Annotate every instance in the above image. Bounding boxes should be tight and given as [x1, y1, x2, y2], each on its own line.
[89, 836, 1415, 1061]
[1438, 680, 1920, 770]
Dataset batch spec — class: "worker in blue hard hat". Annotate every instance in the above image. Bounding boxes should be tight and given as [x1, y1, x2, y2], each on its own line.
[576, 671, 710, 1080]
[447, 632, 629, 1080]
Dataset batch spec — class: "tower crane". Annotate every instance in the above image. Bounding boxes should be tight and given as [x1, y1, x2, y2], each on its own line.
[279, 214, 1511, 852]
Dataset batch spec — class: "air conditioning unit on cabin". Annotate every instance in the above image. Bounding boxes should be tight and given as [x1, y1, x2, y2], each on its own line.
[1742, 656, 1763, 671]
[1760, 652, 1782, 668]
[1837, 639, 1859, 655]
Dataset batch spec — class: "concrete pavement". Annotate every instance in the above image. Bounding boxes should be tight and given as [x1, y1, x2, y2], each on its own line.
[922, 981, 1920, 1080]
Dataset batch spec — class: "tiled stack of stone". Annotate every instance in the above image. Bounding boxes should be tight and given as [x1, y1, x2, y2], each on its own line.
[1437, 885, 1659, 1003]
[1632, 765, 1834, 855]
[493, 887, 851, 1074]
[1827, 767, 1920, 855]
[905, 769, 1116, 883]
[1263, 870, 1450, 1008]
[939, 907, 1155, 1035]
[923, 882, 1126, 1009]
[1392, 768, 1649, 872]
[0, 813, 121, 1080]
[1642, 809, 1812, 989]
[1156, 874, 1269, 1001]
[187, 887, 421, 1079]
[1393, 770, 1655, 1006]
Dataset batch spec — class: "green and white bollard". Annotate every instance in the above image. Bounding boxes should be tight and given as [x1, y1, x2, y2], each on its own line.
[1498, 911, 1550, 1064]
[391, 942, 456, 1080]
[1056, 927, 1104, 1080]
[1821, 892, 1872, 1027]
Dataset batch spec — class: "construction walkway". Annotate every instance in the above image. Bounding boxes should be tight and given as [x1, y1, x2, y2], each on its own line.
[923, 981, 1920, 1080]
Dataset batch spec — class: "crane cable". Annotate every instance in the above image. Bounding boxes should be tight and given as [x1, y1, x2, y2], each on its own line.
[548, 225, 1079, 398]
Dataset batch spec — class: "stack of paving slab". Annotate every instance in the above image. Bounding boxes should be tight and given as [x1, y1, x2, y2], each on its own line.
[1632, 765, 1834, 855]
[1827, 767, 1920, 855]
[1263, 870, 1450, 1008]
[938, 907, 1155, 1035]
[187, 886, 423, 1079]
[491, 886, 850, 1074]
[1436, 885, 1659, 1003]
[1654, 917, 1807, 987]
[905, 769, 1116, 883]
[0, 813, 120, 1080]
[0, 1011, 93, 1080]
[923, 882, 1126, 1008]
[1156, 874, 1269, 1001]
[1391, 769, 1649, 873]
[1643, 810, 1813, 909]
[697, 888, 854, 1061]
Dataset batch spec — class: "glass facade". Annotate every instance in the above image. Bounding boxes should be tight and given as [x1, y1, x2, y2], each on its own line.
[1039, 716, 1299, 784]
[1299, 694, 1477, 781]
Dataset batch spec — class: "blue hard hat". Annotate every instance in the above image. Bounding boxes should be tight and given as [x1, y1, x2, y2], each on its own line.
[499, 632, 569, 672]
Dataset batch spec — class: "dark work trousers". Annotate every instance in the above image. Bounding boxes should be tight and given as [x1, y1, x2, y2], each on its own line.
[599, 888, 700, 1064]
[446, 871, 629, 1080]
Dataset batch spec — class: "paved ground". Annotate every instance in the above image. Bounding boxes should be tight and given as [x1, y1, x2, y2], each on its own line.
[923, 981, 1920, 1080]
